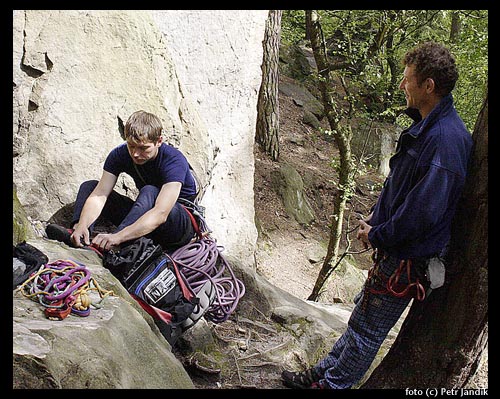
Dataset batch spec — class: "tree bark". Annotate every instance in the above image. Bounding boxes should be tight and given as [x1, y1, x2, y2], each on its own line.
[256, 10, 282, 162]
[362, 89, 488, 389]
[305, 10, 355, 301]
[450, 11, 462, 43]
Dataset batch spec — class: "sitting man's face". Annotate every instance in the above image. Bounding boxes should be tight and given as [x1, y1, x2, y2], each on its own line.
[126, 137, 162, 165]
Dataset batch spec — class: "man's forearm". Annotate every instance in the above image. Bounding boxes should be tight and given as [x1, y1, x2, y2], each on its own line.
[114, 207, 169, 243]
[77, 195, 107, 229]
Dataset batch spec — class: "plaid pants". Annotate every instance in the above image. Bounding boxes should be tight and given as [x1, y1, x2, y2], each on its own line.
[314, 255, 413, 389]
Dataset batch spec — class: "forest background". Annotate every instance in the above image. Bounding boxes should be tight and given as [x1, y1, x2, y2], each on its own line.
[261, 10, 488, 301]
[280, 10, 487, 133]
[253, 9, 488, 388]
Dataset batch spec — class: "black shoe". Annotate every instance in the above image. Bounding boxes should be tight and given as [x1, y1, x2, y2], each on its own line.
[281, 367, 321, 389]
[45, 224, 74, 246]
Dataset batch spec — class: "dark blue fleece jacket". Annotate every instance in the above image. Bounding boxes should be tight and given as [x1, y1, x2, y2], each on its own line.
[368, 94, 473, 259]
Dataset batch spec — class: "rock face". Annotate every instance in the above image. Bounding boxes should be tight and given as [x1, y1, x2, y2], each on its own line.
[12, 9, 269, 389]
[13, 10, 268, 268]
[151, 10, 268, 266]
[13, 238, 195, 389]
[271, 163, 316, 225]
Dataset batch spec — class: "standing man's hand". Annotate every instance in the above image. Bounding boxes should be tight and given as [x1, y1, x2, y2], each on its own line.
[363, 212, 373, 224]
[357, 219, 372, 249]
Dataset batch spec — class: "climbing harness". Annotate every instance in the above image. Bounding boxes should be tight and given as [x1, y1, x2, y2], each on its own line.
[178, 197, 210, 241]
[362, 249, 427, 311]
[368, 258, 426, 300]
[17, 259, 114, 320]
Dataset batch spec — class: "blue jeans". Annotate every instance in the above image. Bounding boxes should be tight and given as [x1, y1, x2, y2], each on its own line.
[71, 180, 194, 250]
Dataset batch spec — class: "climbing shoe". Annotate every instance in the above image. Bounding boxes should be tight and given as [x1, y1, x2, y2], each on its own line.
[45, 224, 74, 247]
[281, 367, 321, 389]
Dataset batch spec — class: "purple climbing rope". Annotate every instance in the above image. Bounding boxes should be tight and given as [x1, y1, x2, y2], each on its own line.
[170, 236, 245, 324]
[18, 259, 113, 319]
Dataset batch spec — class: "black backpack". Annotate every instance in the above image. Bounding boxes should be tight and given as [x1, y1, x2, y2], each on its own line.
[13, 241, 49, 290]
[103, 237, 198, 345]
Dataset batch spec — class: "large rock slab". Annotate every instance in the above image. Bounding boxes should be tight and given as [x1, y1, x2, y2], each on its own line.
[151, 10, 268, 266]
[13, 10, 267, 270]
[13, 238, 194, 389]
[270, 163, 316, 225]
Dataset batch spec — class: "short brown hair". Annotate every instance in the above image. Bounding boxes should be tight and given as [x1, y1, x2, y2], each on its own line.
[124, 110, 163, 143]
[403, 42, 459, 97]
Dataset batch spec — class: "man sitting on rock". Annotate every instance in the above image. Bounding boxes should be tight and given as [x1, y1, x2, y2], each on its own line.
[46, 110, 198, 252]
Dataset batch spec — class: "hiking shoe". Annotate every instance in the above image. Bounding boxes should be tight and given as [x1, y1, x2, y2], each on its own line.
[281, 367, 321, 389]
[45, 224, 74, 246]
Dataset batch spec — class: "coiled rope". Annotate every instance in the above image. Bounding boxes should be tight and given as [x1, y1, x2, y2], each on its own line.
[17, 259, 114, 320]
[170, 203, 245, 323]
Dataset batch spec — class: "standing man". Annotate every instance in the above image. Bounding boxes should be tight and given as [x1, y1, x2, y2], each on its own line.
[46, 110, 198, 252]
[281, 41, 473, 389]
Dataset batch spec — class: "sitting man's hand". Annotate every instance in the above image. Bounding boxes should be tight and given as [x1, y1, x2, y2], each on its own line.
[92, 233, 122, 252]
[71, 224, 91, 248]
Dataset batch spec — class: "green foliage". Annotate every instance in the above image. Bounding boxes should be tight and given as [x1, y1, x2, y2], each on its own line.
[281, 10, 306, 45]
[281, 10, 488, 130]
[448, 10, 488, 132]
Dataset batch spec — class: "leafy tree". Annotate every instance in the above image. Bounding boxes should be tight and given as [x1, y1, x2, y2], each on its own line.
[281, 10, 488, 129]
[305, 10, 357, 301]
[448, 10, 488, 132]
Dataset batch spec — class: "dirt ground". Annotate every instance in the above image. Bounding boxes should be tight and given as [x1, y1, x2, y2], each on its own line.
[253, 86, 380, 302]
[178, 80, 488, 390]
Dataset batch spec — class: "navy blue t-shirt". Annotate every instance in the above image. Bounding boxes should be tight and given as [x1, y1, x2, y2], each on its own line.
[103, 142, 197, 200]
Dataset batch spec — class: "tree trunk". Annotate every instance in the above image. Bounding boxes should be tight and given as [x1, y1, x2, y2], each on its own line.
[362, 90, 488, 389]
[256, 10, 282, 162]
[450, 11, 462, 43]
[305, 10, 355, 301]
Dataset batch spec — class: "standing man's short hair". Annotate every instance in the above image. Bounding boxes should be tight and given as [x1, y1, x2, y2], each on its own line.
[403, 42, 459, 97]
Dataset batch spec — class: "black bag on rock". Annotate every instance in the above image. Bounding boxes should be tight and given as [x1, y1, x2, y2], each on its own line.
[13, 241, 49, 289]
[103, 237, 198, 345]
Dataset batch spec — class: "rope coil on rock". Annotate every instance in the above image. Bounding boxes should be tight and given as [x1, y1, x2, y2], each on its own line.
[17, 259, 114, 320]
[170, 210, 245, 323]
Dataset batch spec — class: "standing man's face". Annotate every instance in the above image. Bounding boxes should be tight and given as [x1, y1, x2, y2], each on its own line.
[399, 64, 428, 111]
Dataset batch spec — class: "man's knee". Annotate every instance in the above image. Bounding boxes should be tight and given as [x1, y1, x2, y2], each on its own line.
[80, 180, 99, 192]
[138, 185, 160, 195]
[133, 185, 160, 210]
[137, 185, 160, 201]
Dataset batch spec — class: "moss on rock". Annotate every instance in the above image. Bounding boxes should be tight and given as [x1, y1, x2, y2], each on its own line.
[13, 186, 33, 245]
